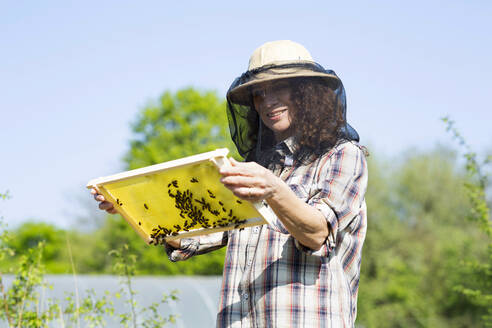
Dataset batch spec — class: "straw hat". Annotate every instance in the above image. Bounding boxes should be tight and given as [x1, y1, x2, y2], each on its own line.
[227, 40, 340, 105]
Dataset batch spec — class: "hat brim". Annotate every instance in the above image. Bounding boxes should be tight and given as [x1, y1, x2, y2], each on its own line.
[227, 69, 340, 106]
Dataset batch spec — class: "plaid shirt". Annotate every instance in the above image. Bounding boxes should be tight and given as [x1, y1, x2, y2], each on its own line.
[167, 139, 368, 327]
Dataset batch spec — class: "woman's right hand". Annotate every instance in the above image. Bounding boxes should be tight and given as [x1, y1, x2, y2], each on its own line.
[90, 188, 118, 214]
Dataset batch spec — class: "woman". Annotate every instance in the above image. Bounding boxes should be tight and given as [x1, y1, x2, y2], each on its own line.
[93, 40, 368, 327]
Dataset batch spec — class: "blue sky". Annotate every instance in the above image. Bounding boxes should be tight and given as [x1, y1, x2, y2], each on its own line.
[1, 1, 491, 228]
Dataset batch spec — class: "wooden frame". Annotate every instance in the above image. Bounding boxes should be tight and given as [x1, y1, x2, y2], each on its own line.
[87, 148, 274, 244]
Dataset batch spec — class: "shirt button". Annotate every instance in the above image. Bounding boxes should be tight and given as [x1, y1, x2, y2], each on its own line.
[244, 293, 249, 300]
[247, 259, 252, 265]
[253, 227, 259, 233]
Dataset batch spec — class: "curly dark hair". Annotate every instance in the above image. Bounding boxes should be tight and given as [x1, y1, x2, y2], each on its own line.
[247, 77, 347, 165]
[289, 77, 346, 163]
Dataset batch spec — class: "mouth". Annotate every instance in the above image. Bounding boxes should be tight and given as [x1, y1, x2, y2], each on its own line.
[266, 108, 287, 118]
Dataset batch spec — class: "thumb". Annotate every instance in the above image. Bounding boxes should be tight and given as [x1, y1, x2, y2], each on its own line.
[229, 157, 239, 166]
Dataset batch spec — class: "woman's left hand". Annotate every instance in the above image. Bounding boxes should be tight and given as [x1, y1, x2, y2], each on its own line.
[219, 158, 280, 202]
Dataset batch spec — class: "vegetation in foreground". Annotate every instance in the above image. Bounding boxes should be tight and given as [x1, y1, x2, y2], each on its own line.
[0, 216, 178, 327]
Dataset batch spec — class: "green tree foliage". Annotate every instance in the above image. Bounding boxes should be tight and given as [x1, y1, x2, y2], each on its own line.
[442, 117, 492, 326]
[5, 223, 69, 273]
[357, 148, 490, 327]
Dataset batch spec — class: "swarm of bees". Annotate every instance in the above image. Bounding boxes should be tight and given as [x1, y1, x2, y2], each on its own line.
[148, 177, 247, 245]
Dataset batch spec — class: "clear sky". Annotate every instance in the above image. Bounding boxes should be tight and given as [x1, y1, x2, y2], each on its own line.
[1, 0, 491, 228]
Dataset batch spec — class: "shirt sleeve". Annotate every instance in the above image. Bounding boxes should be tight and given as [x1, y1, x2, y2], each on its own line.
[295, 142, 368, 257]
[165, 231, 228, 262]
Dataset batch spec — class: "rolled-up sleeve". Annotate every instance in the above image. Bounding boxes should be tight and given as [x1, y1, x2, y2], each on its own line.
[295, 142, 368, 256]
[165, 231, 228, 262]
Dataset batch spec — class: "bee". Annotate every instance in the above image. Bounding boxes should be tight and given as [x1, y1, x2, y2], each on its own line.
[236, 200, 243, 204]
[207, 190, 216, 199]
[144, 203, 149, 210]
[218, 201, 224, 206]
[138, 222, 142, 226]
[172, 180, 178, 188]
[228, 209, 233, 217]
[190, 177, 198, 183]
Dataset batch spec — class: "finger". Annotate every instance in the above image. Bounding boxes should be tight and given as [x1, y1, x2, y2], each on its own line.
[107, 208, 118, 214]
[99, 201, 114, 211]
[229, 158, 243, 167]
[94, 194, 106, 202]
[229, 158, 260, 169]
[220, 163, 258, 177]
[221, 175, 260, 188]
[231, 187, 262, 201]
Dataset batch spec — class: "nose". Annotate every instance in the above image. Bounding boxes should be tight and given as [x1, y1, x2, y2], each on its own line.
[262, 92, 279, 109]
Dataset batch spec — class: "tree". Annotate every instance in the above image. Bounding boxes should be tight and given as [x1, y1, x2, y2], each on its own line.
[124, 87, 238, 169]
[5, 222, 71, 273]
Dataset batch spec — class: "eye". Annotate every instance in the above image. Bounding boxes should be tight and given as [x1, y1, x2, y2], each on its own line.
[252, 89, 266, 100]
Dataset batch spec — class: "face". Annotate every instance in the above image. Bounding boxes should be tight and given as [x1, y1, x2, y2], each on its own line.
[251, 80, 296, 142]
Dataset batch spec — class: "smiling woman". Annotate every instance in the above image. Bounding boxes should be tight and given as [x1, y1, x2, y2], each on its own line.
[163, 40, 369, 327]
[226, 42, 360, 165]
[251, 80, 295, 142]
[91, 40, 369, 327]
[249, 77, 349, 163]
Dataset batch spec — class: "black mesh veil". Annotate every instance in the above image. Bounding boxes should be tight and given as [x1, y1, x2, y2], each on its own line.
[226, 62, 359, 162]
